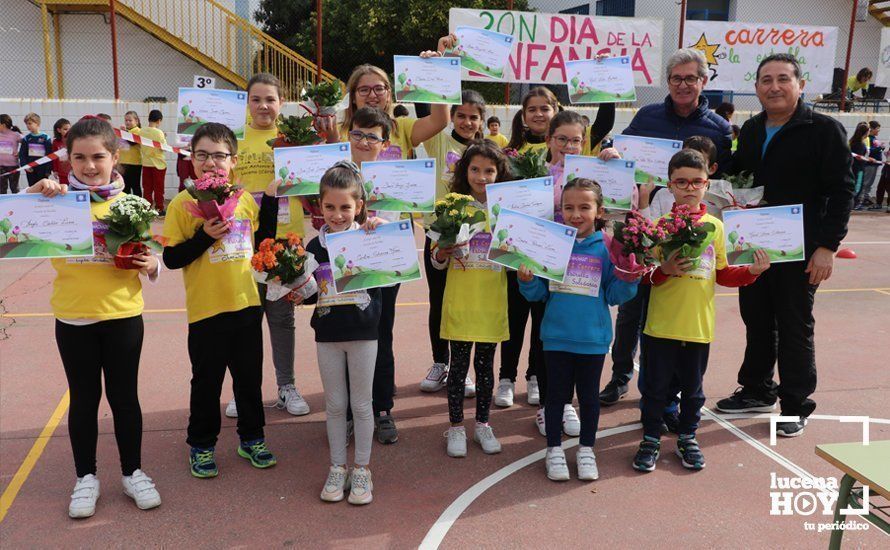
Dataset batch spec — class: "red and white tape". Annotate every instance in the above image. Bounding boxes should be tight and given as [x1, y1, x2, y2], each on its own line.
[0, 127, 190, 177]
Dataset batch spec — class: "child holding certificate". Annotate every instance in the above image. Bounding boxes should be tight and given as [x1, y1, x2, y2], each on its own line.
[26, 116, 161, 518]
[431, 140, 512, 458]
[518, 178, 638, 481]
[299, 161, 384, 505]
[633, 149, 770, 473]
[162, 123, 280, 479]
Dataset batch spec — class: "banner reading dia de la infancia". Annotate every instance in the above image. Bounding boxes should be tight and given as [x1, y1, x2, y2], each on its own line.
[683, 21, 838, 93]
[449, 8, 663, 86]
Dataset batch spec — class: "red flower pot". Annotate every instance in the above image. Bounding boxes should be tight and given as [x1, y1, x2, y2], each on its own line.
[114, 242, 149, 270]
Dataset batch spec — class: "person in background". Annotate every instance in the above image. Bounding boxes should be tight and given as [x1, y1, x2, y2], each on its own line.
[119, 111, 143, 197]
[731, 124, 740, 152]
[139, 110, 168, 215]
[850, 122, 870, 211]
[864, 121, 884, 210]
[847, 68, 873, 99]
[176, 153, 196, 192]
[52, 118, 71, 185]
[393, 105, 410, 118]
[19, 112, 53, 186]
[714, 102, 735, 123]
[0, 114, 23, 194]
[486, 116, 508, 149]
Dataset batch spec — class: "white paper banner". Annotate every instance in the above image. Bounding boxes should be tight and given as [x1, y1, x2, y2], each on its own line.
[449, 8, 663, 86]
[683, 20, 838, 93]
[877, 28, 890, 88]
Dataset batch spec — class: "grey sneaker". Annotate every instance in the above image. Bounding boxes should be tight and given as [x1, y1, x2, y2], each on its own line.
[375, 412, 398, 444]
[473, 424, 502, 454]
[277, 384, 310, 416]
[445, 426, 467, 457]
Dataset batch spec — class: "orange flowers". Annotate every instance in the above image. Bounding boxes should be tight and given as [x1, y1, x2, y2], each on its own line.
[251, 235, 309, 284]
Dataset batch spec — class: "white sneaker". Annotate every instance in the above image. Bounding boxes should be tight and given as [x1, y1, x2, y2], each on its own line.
[563, 404, 581, 437]
[348, 467, 373, 505]
[494, 379, 514, 407]
[445, 426, 467, 457]
[474, 424, 502, 454]
[277, 384, 310, 416]
[122, 469, 161, 510]
[420, 363, 448, 392]
[527, 375, 540, 406]
[546, 447, 570, 481]
[320, 465, 350, 502]
[576, 446, 599, 481]
[68, 474, 100, 518]
[535, 408, 547, 437]
[224, 399, 238, 418]
[464, 376, 476, 398]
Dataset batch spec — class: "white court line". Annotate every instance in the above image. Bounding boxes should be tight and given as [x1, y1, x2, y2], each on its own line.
[418, 423, 642, 550]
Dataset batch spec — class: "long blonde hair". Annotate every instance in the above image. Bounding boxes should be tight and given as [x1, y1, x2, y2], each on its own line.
[342, 65, 399, 140]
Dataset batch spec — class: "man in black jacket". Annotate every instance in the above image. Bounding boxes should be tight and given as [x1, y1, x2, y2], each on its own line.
[715, 54, 854, 437]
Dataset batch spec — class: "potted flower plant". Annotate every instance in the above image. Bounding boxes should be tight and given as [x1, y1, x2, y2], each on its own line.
[183, 168, 243, 221]
[99, 194, 161, 270]
[251, 233, 319, 302]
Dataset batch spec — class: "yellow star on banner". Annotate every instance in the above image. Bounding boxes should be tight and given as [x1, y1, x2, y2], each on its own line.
[690, 33, 720, 66]
[211, 240, 225, 254]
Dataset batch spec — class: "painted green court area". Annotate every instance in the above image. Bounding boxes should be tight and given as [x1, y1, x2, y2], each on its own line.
[488, 248, 565, 281]
[334, 264, 421, 293]
[0, 238, 93, 259]
[395, 88, 461, 104]
[570, 89, 636, 103]
[456, 54, 503, 79]
[727, 245, 805, 265]
[277, 181, 320, 197]
[367, 198, 434, 213]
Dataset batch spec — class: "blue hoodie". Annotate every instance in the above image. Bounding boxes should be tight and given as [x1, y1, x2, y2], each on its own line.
[519, 231, 637, 355]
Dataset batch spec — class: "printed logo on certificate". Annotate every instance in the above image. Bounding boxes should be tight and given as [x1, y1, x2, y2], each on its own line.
[564, 155, 635, 211]
[549, 254, 602, 296]
[612, 134, 683, 186]
[324, 221, 422, 293]
[487, 208, 577, 283]
[208, 219, 252, 263]
[723, 204, 806, 266]
[0, 192, 94, 260]
[274, 143, 352, 197]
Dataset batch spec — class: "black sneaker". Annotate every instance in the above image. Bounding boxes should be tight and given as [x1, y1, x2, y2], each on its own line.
[632, 436, 661, 472]
[676, 436, 706, 470]
[776, 418, 807, 437]
[599, 381, 628, 406]
[715, 387, 776, 413]
[375, 412, 399, 444]
[661, 411, 680, 435]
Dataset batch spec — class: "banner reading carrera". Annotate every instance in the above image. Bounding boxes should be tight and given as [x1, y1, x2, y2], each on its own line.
[683, 21, 838, 93]
[449, 8, 663, 86]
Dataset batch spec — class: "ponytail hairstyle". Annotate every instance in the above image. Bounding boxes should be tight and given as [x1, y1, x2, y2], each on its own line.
[0, 114, 18, 132]
[452, 90, 487, 140]
[450, 139, 512, 196]
[506, 86, 560, 150]
[319, 160, 368, 224]
[66, 115, 119, 155]
[53, 118, 71, 140]
[561, 177, 606, 231]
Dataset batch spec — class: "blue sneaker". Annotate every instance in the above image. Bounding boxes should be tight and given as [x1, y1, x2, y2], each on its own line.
[237, 439, 277, 469]
[189, 447, 218, 478]
[676, 435, 706, 470]
[633, 436, 661, 472]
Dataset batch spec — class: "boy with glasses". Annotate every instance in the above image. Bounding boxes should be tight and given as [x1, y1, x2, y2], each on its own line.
[632, 149, 770, 473]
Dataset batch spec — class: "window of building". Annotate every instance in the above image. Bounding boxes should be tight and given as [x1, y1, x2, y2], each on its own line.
[561, 4, 590, 15]
[686, 0, 731, 21]
[595, 0, 634, 17]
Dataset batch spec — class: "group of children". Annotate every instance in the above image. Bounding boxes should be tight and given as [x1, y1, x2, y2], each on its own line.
[24, 36, 776, 519]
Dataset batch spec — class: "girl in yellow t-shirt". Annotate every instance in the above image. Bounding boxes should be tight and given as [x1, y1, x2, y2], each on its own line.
[225, 72, 310, 420]
[162, 122, 280, 479]
[506, 87, 560, 154]
[26, 116, 161, 519]
[119, 111, 142, 196]
[431, 140, 512, 459]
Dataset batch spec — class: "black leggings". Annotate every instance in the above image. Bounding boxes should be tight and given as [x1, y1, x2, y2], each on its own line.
[447, 341, 496, 424]
[56, 316, 145, 477]
[423, 236, 450, 365]
[122, 163, 142, 197]
[544, 351, 605, 448]
[500, 271, 545, 383]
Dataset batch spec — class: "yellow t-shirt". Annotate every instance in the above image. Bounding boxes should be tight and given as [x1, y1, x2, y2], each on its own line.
[518, 141, 548, 155]
[340, 116, 418, 161]
[847, 76, 868, 94]
[487, 133, 508, 149]
[118, 126, 142, 166]
[51, 194, 145, 320]
[440, 205, 509, 343]
[234, 126, 305, 237]
[644, 213, 726, 344]
[421, 132, 469, 227]
[162, 189, 261, 323]
[581, 125, 604, 157]
[139, 126, 167, 169]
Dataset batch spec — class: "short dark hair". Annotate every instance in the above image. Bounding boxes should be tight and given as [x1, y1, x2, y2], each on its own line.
[856, 68, 873, 82]
[731, 124, 740, 134]
[668, 148, 710, 178]
[393, 105, 409, 118]
[350, 107, 392, 141]
[683, 135, 717, 166]
[148, 109, 163, 123]
[67, 116, 118, 154]
[53, 118, 70, 140]
[96, 113, 112, 122]
[756, 53, 801, 81]
[487, 116, 500, 126]
[190, 122, 237, 155]
[869, 120, 881, 130]
[714, 102, 735, 121]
